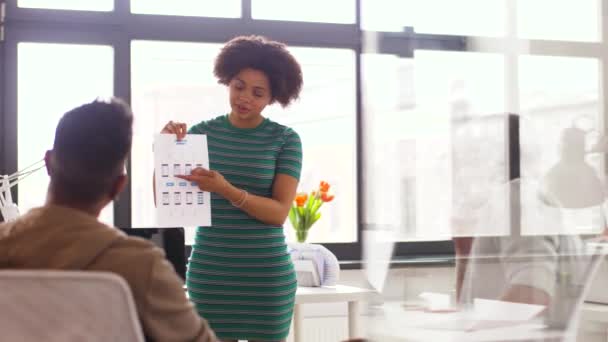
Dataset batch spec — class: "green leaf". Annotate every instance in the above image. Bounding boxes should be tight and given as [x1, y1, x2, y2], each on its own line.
[288, 207, 297, 227]
[311, 212, 322, 225]
[303, 209, 310, 230]
[305, 192, 316, 212]
[312, 199, 323, 213]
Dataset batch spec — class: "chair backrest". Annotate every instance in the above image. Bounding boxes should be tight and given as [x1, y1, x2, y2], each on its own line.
[0, 270, 145, 342]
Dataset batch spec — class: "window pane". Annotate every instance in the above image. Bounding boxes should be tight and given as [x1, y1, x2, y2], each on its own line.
[131, 42, 357, 244]
[361, 0, 505, 37]
[131, 0, 240, 18]
[131, 41, 225, 236]
[519, 56, 602, 234]
[517, 0, 600, 42]
[18, 0, 113, 11]
[18, 43, 114, 225]
[252, 0, 355, 24]
[264, 47, 357, 243]
[362, 51, 505, 241]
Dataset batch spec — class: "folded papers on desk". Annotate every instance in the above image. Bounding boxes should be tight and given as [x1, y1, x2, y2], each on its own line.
[288, 243, 340, 287]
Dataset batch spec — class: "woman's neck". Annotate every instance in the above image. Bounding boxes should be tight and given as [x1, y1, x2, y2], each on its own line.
[228, 112, 264, 129]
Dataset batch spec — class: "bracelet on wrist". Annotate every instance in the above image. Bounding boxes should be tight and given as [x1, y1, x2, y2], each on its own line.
[231, 189, 248, 208]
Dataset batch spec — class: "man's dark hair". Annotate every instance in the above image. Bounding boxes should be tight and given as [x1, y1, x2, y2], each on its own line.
[50, 98, 133, 204]
[214, 35, 303, 107]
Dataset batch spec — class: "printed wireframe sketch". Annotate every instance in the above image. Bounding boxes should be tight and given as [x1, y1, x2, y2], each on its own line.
[154, 134, 211, 227]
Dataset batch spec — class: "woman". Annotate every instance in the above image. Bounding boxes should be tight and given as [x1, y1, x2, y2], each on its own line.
[161, 35, 303, 342]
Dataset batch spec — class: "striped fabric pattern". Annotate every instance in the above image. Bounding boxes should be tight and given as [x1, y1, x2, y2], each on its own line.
[186, 114, 302, 341]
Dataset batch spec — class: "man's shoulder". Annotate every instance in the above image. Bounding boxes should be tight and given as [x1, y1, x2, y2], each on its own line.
[90, 234, 169, 290]
[0, 220, 16, 239]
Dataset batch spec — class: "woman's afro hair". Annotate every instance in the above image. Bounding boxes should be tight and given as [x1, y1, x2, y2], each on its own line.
[214, 35, 303, 107]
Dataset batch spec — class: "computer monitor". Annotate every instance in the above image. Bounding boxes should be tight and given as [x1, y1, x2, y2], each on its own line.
[118, 227, 186, 280]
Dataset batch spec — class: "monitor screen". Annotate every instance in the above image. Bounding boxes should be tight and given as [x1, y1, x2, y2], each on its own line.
[119, 227, 186, 280]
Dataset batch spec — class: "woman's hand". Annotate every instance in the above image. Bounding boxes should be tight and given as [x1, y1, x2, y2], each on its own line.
[176, 168, 229, 195]
[161, 120, 188, 140]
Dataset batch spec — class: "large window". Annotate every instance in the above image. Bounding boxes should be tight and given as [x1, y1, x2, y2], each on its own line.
[519, 56, 600, 181]
[16, 43, 114, 225]
[517, 0, 600, 42]
[131, 40, 225, 231]
[519, 56, 602, 235]
[264, 47, 357, 243]
[130, 41, 357, 243]
[361, 0, 505, 36]
[362, 51, 505, 241]
[130, 0, 241, 18]
[18, 0, 113, 11]
[252, 0, 355, 24]
[2, 0, 361, 259]
[4, 0, 605, 261]
[361, 0, 605, 244]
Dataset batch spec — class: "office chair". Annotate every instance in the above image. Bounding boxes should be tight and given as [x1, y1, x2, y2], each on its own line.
[0, 270, 145, 342]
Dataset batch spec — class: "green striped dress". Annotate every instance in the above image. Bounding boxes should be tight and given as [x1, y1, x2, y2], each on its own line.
[186, 114, 301, 341]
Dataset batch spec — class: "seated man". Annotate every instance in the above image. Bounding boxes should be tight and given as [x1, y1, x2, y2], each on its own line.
[0, 98, 217, 342]
[458, 179, 589, 316]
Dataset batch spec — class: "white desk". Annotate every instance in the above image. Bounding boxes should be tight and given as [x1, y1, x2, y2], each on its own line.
[293, 285, 374, 342]
[579, 302, 608, 342]
[582, 302, 608, 323]
[368, 303, 570, 342]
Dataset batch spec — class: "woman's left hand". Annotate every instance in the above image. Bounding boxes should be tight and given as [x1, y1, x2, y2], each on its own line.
[176, 167, 228, 195]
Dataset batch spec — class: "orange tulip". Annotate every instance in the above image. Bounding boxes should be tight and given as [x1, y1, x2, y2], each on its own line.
[321, 192, 334, 203]
[319, 181, 330, 193]
[295, 193, 308, 207]
[289, 182, 336, 242]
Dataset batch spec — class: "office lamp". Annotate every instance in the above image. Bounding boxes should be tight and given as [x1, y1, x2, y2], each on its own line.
[540, 120, 608, 211]
[0, 159, 45, 222]
[0, 159, 188, 279]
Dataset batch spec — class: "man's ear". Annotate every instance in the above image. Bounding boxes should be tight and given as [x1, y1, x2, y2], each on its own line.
[44, 150, 53, 176]
[108, 174, 127, 200]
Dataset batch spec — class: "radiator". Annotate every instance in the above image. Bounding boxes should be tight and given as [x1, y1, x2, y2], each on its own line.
[287, 316, 349, 342]
[234, 316, 349, 342]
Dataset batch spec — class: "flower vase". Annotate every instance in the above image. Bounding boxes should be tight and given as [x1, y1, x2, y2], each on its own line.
[295, 229, 309, 243]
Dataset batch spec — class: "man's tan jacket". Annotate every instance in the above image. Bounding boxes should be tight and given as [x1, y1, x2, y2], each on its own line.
[0, 205, 216, 342]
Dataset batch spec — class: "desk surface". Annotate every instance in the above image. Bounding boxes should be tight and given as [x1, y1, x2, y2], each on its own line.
[295, 285, 374, 304]
[582, 302, 608, 323]
[368, 303, 570, 342]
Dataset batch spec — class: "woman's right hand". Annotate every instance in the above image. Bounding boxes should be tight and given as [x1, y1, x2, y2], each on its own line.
[161, 121, 188, 140]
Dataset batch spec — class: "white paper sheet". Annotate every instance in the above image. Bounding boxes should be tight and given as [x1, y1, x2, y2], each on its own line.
[418, 292, 454, 311]
[413, 297, 546, 332]
[292, 259, 321, 287]
[471, 298, 546, 322]
[154, 134, 211, 227]
[363, 229, 396, 292]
